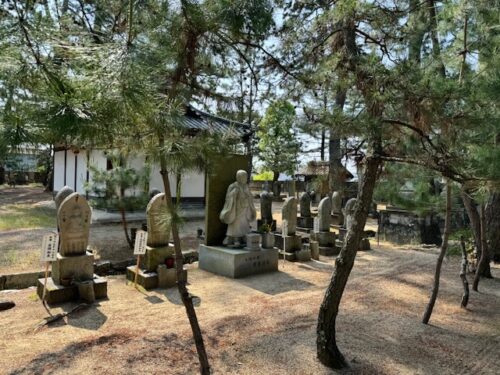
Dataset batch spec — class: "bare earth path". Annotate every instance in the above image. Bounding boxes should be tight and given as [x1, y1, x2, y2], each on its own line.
[1, 245, 499, 374]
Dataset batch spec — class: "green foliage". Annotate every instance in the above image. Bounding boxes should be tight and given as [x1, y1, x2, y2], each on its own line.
[257, 100, 301, 180]
[253, 170, 274, 181]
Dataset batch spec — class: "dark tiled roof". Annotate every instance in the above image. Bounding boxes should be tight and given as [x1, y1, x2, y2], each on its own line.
[181, 106, 251, 140]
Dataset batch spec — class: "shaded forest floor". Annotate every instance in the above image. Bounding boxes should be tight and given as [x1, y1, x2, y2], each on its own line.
[1, 244, 499, 374]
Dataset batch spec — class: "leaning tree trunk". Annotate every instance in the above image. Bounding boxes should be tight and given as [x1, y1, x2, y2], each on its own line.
[473, 205, 491, 291]
[317, 155, 381, 368]
[485, 192, 500, 263]
[422, 180, 451, 324]
[459, 235, 470, 308]
[158, 141, 210, 375]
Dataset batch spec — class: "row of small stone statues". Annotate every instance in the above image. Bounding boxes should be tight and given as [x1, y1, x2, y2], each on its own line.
[218, 170, 357, 247]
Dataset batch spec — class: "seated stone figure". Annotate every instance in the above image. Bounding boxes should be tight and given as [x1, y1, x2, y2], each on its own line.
[219, 170, 256, 247]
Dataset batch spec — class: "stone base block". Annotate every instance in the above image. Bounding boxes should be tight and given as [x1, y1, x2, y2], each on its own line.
[257, 219, 277, 232]
[319, 246, 340, 256]
[273, 233, 302, 252]
[338, 228, 347, 241]
[36, 275, 107, 304]
[144, 245, 175, 272]
[359, 238, 371, 251]
[157, 265, 188, 289]
[52, 252, 94, 285]
[304, 241, 319, 260]
[331, 213, 343, 226]
[310, 231, 336, 247]
[297, 217, 314, 229]
[126, 266, 158, 290]
[295, 248, 311, 262]
[199, 245, 278, 278]
[278, 251, 296, 261]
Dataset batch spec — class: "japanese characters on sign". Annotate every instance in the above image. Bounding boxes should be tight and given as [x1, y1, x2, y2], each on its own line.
[41, 233, 59, 262]
[134, 230, 148, 255]
[282, 220, 289, 237]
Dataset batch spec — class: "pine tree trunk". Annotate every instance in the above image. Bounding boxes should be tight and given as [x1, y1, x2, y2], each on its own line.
[485, 192, 500, 263]
[120, 207, 133, 249]
[422, 181, 451, 324]
[459, 236, 469, 308]
[316, 155, 381, 368]
[473, 205, 491, 291]
[158, 140, 210, 375]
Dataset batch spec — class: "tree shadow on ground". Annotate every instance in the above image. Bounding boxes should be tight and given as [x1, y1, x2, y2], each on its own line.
[238, 270, 315, 295]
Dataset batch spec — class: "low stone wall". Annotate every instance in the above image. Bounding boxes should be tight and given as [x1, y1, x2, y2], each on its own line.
[0, 270, 49, 290]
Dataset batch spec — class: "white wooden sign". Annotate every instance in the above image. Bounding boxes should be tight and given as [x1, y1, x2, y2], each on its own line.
[313, 217, 320, 233]
[41, 233, 59, 262]
[282, 220, 289, 237]
[134, 230, 148, 255]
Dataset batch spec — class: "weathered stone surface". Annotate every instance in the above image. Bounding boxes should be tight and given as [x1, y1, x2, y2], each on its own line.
[76, 280, 95, 303]
[277, 251, 296, 261]
[51, 252, 94, 284]
[126, 267, 158, 290]
[199, 245, 278, 278]
[281, 197, 297, 235]
[299, 192, 311, 218]
[331, 191, 342, 214]
[244, 233, 261, 251]
[146, 193, 170, 247]
[319, 245, 340, 256]
[94, 260, 112, 276]
[360, 238, 371, 251]
[0, 270, 49, 290]
[310, 231, 336, 247]
[220, 170, 256, 246]
[261, 232, 275, 249]
[37, 275, 107, 304]
[260, 190, 273, 223]
[58, 193, 91, 256]
[273, 233, 302, 252]
[318, 197, 332, 232]
[295, 248, 311, 262]
[308, 241, 320, 260]
[344, 198, 357, 229]
[143, 245, 175, 272]
[297, 216, 314, 229]
[54, 186, 74, 211]
[157, 265, 176, 288]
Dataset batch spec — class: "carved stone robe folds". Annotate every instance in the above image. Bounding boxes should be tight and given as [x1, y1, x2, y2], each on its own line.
[219, 182, 256, 238]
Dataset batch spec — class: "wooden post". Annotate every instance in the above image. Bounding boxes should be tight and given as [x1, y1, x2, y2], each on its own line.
[134, 255, 141, 289]
[42, 261, 49, 302]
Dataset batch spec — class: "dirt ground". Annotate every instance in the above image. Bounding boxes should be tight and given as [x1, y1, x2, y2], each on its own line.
[1, 186, 500, 374]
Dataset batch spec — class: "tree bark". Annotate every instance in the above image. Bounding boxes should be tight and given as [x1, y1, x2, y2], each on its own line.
[422, 180, 451, 324]
[328, 88, 346, 194]
[485, 192, 500, 262]
[159, 139, 210, 375]
[473, 205, 491, 291]
[459, 236, 469, 308]
[119, 207, 133, 249]
[317, 155, 381, 368]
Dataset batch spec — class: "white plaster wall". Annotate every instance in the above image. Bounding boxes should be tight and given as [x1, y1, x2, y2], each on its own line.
[53, 151, 65, 191]
[65, 150, 76, 192]
[87, 150, 107, 196]
[180, 171, 205, 198]
[75, 152, 88, 194]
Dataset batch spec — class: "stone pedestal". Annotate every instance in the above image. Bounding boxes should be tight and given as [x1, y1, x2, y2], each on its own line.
[257, 219, 276, 232]
[297, 217, 314, 229]
[295, 248, 311, 262]
[51, 252, 94, 284]
[37, 275, 107, 304]
[304, 241, 320, 260]
[199, 245, 278, 278]
[310, 231, 339, 256]
[273, 233, 302, 252]
[143, 245, 175, 272]
[244, 233, 261, 251]
[126, 267, 158, 290]
[331, 213, 343, 226]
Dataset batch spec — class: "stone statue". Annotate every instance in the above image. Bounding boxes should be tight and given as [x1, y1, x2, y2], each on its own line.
[260, 189, 273, 224]
[299, 192, 311, 218]
[344, 198, 357, 230]
[146, 193, 170, 247]
[331, 191, 342, 214]
[55, 186, 74, 211]
[318, 196, 332, 231]
[281, 196, 297, 235]
[220, 170, 256, 247]
[58, 193, 91, 256]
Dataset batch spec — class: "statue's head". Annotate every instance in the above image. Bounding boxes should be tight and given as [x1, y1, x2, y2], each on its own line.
[236, 170, 248, 184]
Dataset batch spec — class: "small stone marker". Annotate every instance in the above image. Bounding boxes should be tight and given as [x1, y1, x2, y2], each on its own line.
[245, 233, 261, 251]
[133, 230, 148, 255]
[54, 186, 74, 211]
[313, 217, 320, 233]
[41, 233, 59, 262]
[331, 191, 342, 214]
[344, 198, 358, 230]
[299, 192, 311, 218]
[260, 190, 273, 223]
[146, 193, 170, 247]
[58, 193, 91, 256]
[318, 196, 332, 232]
[281, 197, 297, 235]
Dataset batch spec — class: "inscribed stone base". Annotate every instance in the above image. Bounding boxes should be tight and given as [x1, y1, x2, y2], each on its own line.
[199, 245, 278, 278]
[157, 265, 188, 289]
[319, 246, 340, 256]
[36, 275, 107, 304]
[126, 266, 158, 290]
[257, 219, 277, 232]
[51, 252, 94, 285]
[273, 233, 302, 252]
[144, 245, 175, 272]
[310, 231, 336, 247]
[297, 217, 314, 229]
